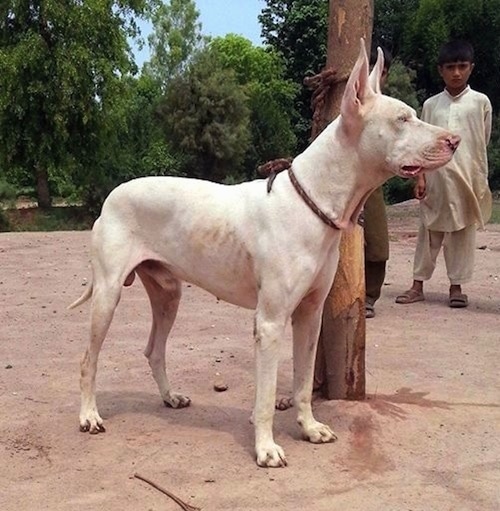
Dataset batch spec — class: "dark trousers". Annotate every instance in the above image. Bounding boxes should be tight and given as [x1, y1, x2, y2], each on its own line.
[365, 260, 386, 305]
[364, 187, 389, 306]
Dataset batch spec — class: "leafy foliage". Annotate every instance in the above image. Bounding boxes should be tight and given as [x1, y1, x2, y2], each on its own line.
[143, 0, 204, 87]
[79, 73, 185, 216]
[208, 35, 298, 178]
[384, 59, 420, 110]
[0, 0, 150, 207]
[488, 115, 500, 191]
[259, 0, 328, 149]
[157, 49, 251, 182]
[373, 0, 420, 56]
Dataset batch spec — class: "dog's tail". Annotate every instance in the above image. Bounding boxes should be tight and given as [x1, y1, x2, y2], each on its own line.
[67, 282, 93, 310]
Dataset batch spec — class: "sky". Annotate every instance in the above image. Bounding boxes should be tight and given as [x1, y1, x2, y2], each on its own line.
[133, 0, 265, 67]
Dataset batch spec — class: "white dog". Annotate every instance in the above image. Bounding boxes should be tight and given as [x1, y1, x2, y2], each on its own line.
[70, 40, 459, 467]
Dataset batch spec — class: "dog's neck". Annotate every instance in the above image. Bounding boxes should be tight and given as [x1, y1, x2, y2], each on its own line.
[292, 118, 388, 230]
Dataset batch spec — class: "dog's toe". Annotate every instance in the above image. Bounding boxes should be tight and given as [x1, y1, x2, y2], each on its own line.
[275, 396, 293, 411]
[164, 393, 191, 409]
[256, 443, 287, 468]
[303, 422, 337, 444]
[79, 423, 89, 433]
[79, 419, 106, 434]
[90, 423, 106, 434]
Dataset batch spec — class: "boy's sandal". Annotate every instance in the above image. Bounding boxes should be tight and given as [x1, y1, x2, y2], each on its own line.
[449, 293, 468, 308]
[395, 289, 425, 304]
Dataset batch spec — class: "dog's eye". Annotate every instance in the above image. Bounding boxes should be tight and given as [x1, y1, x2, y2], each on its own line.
[398, 115, 409, 123]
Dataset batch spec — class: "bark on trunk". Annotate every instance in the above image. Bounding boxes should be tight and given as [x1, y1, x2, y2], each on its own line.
[35, 164, 52, 209]
[313, 0, 374, 400]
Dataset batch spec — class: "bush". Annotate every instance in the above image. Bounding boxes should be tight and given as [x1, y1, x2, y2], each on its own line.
[139, 140, 187, 178]
[383, 176, 415, 205]
[488, 114, 500, 191]
[0, 178, 17, 230]
[0, 178, 16, 205]
[385, 59, 421, 111]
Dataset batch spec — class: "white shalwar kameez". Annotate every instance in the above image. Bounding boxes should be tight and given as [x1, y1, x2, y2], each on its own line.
[413, 86, 492, 284]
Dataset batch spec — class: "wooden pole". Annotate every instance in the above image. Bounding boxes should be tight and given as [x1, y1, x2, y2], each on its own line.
[313, 0, 374, 400]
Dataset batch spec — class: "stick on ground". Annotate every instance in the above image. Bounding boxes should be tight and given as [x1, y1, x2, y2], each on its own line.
[134, 472, 201, 511]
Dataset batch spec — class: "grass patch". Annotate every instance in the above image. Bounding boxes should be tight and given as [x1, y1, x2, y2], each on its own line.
[1, 206, 94, 232]
[489, 200, 500, 224]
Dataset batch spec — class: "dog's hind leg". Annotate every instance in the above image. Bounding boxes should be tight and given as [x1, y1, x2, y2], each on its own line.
[80, 282, 122, 434]
[137, 262, 191, 409]
[291, 298, 337, 444]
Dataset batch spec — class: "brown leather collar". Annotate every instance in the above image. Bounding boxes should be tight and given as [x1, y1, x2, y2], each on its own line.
[288, 167, 340, 230]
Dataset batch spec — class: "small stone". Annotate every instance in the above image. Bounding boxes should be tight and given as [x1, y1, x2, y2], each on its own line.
[213, 373, 228, 392]
[5, 364, 13, 369]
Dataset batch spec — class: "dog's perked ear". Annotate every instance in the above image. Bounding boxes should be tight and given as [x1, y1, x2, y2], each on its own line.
[340, 38, 376, 132]
[368, 47, 384, 94]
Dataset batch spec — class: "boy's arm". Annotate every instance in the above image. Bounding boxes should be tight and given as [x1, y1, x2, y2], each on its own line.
[420, 103, 428, 123]
[484, 98, 493, 145]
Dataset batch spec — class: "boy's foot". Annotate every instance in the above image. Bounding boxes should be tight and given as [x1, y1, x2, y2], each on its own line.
[365, 303, 375, 319]
[395, 289, 425, 304]
[449, 293, 468, 308]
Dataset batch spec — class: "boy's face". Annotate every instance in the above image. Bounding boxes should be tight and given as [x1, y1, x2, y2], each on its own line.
[438, 61, 474, 96]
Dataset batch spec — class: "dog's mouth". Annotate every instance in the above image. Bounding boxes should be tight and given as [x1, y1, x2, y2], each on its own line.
[400, 165, 422, 178]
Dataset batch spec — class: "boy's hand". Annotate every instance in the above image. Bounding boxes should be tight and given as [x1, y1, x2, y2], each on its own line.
[414, 174, 426, 200]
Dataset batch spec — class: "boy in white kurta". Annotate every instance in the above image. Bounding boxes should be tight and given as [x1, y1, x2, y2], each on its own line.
[396, 40, 492, 308]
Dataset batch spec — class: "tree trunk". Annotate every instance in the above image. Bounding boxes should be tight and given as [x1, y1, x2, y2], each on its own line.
[35, 164, 52, 209]
[314, 0, 374, 400]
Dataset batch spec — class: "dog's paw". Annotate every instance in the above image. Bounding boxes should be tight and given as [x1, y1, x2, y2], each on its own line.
[302, 421, 337, 444]
[275, 396, 293, 411]
[256, 442, 288, 468]
[163, 393, 191, 409]
[79, 410, 106, 434]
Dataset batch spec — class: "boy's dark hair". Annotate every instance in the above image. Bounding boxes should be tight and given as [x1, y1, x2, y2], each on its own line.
[438, 40, 474, 65]
[370, 45, 393, 71]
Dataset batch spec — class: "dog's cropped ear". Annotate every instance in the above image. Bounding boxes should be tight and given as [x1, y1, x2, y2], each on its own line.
[340, 39, 375, 131]
[368, 47, 384, 94]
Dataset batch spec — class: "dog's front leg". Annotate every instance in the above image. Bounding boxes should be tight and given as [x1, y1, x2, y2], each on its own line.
[292, 302, 338, 444]
[253, 310, 287, 467]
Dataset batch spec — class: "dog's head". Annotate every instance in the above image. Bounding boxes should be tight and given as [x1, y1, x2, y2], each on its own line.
[340, 40, 460, 179]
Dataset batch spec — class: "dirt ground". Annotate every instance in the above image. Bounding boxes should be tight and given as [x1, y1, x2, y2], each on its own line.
[1, 200, 499, 511]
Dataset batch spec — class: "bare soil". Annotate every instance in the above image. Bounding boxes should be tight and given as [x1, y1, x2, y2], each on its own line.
[1, 200, 499, 511]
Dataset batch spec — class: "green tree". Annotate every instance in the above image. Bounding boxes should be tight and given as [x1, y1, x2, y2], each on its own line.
[373, 0, 419, 56]
[385, 60, 420, 111]
[80, 73, 185, 215]
[0, 0, 150, 208]
[143, 0, 204, 88]
[158, 49, 250, 182]
[208, 35, 298, 177]
[403, 0, 500, 110]
[259, 0, 329, 149]
[488, 115, 500, 191]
